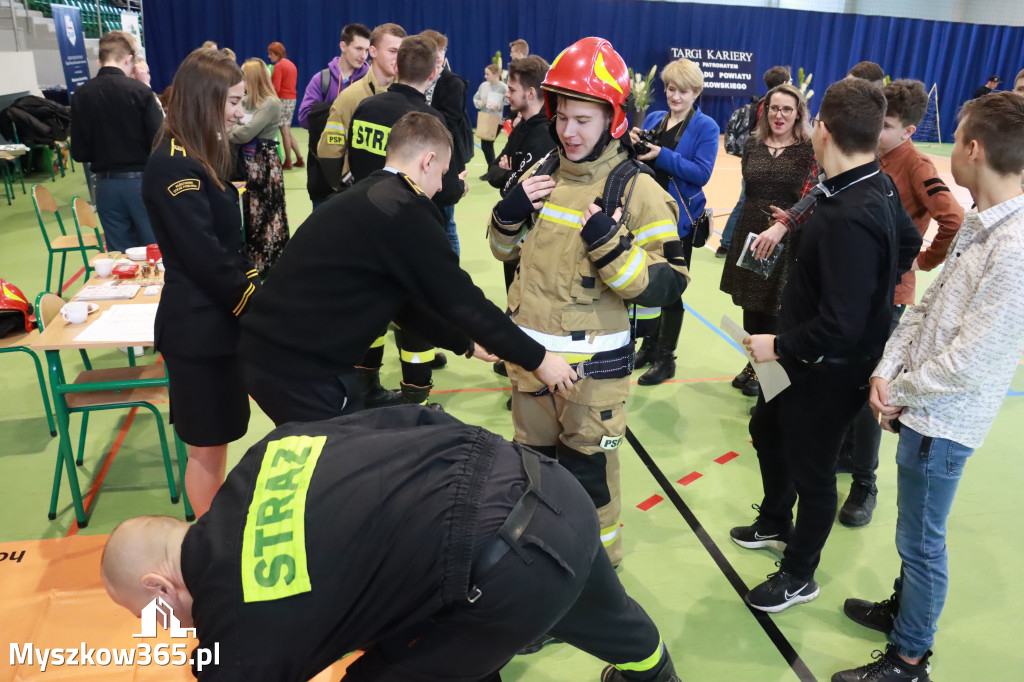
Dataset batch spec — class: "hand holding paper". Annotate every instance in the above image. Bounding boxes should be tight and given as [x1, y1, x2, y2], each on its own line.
[720, 315, 791, 402]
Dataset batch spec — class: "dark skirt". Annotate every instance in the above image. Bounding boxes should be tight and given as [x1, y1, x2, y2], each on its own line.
[242, 138, 290, 276]
[164, 353, 250, 447]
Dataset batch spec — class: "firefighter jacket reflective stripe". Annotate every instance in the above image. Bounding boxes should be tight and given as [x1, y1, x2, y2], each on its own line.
[488, 142, 690, 392]
[316, 67, 384, 190]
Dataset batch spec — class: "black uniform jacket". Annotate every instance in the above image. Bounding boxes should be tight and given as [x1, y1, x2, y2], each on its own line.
[240, 170, 545, 378]
[70, 66, 163, 172]
[142, 139, 259, 357]
[347, 83, 463, 207]
[485, 111, 558, 197]
[180, 406, 516, 681]
[776, 160, 922, 363]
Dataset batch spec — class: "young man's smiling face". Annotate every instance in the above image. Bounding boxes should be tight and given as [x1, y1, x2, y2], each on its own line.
[555, 98, 610, 162]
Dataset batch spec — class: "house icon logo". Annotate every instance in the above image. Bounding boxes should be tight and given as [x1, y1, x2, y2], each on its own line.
[133, 597, 196, 638]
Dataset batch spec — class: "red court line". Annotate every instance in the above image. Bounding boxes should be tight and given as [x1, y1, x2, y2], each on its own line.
[636, 494, 663, 511]
[715, 451, 740, 464]
[66, 407, 139, 537]
[677, 471, 703, 486]
[61, 267, 86, 294]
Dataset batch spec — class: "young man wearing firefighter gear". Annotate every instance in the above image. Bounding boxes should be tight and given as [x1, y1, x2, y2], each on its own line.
[489, 38, 690, 567]
[315, 23, 407, 192]
[102, 406, 682, 682]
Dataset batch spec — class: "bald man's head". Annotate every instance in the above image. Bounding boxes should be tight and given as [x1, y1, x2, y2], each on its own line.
[102, 516, 192, 623]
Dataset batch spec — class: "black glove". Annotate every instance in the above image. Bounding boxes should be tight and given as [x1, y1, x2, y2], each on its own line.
[492, 182, 536, 225]
[580, 210, 618, 249]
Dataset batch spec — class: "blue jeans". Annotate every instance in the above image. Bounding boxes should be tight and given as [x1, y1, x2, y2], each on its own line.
[721, 180, 745, 248]
[95, 177, 155, 253]
[890, 425, 972, 658]
[443, 204, 460, 255]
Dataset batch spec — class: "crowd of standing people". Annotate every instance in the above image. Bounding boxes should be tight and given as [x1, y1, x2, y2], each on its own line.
[64, 22, 1024, 682]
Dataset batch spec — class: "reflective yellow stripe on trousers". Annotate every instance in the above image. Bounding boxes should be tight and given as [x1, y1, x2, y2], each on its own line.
[615, 639, 665, 673]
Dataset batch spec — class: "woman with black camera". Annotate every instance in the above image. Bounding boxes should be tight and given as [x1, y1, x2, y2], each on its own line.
[628, 58, 719, 385]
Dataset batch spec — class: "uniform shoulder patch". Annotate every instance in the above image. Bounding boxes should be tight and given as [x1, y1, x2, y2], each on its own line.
[167, 179, 201, 196]
[399, 173, 426, 197]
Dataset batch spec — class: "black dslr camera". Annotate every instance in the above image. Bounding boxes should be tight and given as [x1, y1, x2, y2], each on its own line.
[633, 129, 659, 156]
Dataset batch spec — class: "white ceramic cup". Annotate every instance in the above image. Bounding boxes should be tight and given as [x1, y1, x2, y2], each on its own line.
[61, 301, 90, 324]
[93, 258, 114, 278]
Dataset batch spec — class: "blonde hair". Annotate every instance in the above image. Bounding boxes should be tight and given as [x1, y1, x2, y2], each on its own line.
[661, 59, 704, 96]
[755, 84, 811, 143]
[242, 58, 278, 109]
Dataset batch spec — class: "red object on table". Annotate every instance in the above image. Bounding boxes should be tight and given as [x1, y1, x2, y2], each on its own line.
[146, 244, 162, 262]
[112, 262, 139, 279]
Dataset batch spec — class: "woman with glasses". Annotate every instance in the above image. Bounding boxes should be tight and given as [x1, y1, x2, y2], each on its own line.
[627, 58, 720, 385]
[719, 83, 814, 397]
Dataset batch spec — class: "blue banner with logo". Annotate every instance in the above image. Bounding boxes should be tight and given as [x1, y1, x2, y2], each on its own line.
[668, 47, 756, 98]
[52, 4, 90, 96]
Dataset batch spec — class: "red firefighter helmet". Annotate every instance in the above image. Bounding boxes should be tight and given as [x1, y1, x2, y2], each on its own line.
[541, 37, 633, 139]
[0, 278, 34, 333]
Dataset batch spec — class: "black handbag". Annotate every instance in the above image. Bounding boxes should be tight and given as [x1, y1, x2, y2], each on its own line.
[672, 177, 713, 248]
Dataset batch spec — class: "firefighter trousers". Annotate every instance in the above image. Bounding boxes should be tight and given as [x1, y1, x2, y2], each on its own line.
[342, 449, 673, 682]
[510, 375, 629, 566]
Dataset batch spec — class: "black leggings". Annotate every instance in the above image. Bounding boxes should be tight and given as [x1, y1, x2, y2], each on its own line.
[480, 139, 495, 166]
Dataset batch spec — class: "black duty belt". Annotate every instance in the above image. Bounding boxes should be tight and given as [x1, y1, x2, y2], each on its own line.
[467, 447, 548, 602]
[92, 171, 145, 179]
[530, 343, 635, 396]
[810, 355, 879, 366]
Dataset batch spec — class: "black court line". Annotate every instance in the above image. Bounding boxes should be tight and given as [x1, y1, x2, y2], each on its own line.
[625, 427, 818, 682]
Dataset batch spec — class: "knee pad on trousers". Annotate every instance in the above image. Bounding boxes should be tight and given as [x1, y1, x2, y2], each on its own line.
[556, 442, 611, 508]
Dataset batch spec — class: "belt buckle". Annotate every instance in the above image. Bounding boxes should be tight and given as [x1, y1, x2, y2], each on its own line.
[467, 585, 482, 603]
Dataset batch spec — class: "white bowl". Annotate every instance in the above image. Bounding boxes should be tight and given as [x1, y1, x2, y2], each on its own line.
[125, 247, 148, 261]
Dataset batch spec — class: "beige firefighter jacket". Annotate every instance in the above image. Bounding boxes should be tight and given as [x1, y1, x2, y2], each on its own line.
[316, 67, 386, 189]
[489, 142, 690, 394]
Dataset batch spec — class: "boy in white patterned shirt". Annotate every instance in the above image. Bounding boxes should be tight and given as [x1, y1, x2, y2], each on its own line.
[833, 92, 1024, 682]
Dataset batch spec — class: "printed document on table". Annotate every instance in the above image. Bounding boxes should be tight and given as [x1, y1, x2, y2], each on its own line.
[720, 315, 791, 401]
[74, 303, 158, 344]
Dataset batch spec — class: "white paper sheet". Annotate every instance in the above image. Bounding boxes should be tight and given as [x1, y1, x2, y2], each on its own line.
[720, 315, 791, 402]
[73, 304, 158, 344]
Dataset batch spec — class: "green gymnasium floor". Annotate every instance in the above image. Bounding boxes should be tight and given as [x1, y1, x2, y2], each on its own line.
[1, 130, 1022, 681]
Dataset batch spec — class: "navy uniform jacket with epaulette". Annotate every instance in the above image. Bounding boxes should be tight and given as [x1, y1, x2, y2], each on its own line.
[142, 139, 259, 357]
[346, 83, 464, 208]
[239, 170, 545, 379]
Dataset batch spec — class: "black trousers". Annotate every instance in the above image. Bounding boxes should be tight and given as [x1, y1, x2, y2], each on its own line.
[750, 359, 874, 580]
[480, 139, 496, 166]
[344, 455, 670, 682]
[243, 361, 361, 426]
[839, 304, 907, 488]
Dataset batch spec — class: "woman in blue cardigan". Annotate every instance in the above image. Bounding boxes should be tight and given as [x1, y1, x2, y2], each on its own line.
[629, 59, 719, 385]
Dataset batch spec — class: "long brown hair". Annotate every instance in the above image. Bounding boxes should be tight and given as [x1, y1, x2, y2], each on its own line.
[155, 48, 243, 187]
[755, 84, 811, 143]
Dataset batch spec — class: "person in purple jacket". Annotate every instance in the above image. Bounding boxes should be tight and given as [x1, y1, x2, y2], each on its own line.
[297, 23, 371, 128]
[627, 58, 719, 385]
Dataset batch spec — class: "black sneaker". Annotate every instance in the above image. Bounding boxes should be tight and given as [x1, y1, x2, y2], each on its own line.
[493, 360, 508, 376]
[430, 351, 448, 369]
[839, 482, 878, 527]
[517, 635, 560, 655]
[715, 245, 729, 258]
[746, 564, 819, 613]
[831, 646, 931, 682]
[732, 364, 755, 389]
[730, 506, 791, 553]
[844, 593, 899, 634]
[741, 377, 761, 397]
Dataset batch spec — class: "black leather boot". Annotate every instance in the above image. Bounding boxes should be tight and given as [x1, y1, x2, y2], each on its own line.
[637, 307, 682, 386]
[399, 381, 444, 410]
[634, 334, 658, 370]
[355, 367, 402, 408]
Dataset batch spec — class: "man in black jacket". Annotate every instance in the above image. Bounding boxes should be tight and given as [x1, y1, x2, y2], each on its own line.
[102, 407, 681, 682]
[345, 35, 470, 407]
[70, 30, 162, 253]
[732, 78, 923, 613]
[240, 112, 575, 425]
[485, 55, 555, 200]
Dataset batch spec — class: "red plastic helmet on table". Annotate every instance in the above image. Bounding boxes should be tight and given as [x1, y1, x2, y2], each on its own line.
[541, 37, 633, 139]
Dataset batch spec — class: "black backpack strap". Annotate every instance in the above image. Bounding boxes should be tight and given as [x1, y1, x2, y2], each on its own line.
[603, 158, 654, 216]
[320, 68, 331, 100]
